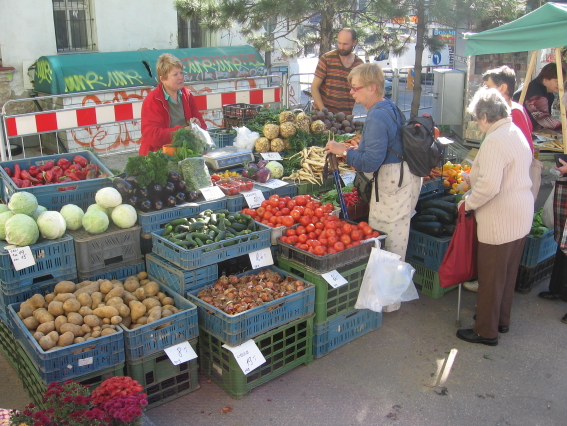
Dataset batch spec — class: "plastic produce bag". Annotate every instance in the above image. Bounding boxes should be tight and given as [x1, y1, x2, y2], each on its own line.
[233, 126, 259, 151]
[355, 241, 418, 312]
[179, 157, 213, 192]
[191, 122, 216, 151]
[542, 182, 555, 229]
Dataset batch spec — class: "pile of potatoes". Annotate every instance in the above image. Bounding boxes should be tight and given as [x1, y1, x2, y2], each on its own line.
[17, 272, 183, 352]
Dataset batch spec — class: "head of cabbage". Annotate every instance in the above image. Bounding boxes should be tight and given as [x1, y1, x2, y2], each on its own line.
[8, 192, 38, 216]
[0, 211, 15, 240]
[265, 161, 284, 179]
[37, 211, 66, 240]
[87, 204, 109, 217]
[111, 204, 137, 229]
[95, 187, 122, 208]
[31, 206, 47, 221]
[5, 214, 39, 246]
[60, 204, 84, 231]
[0, 205, 9, 215]
[82, 209, 109, 234]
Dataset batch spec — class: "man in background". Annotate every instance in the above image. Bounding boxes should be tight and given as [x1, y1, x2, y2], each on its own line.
[311, 28, 364, 114]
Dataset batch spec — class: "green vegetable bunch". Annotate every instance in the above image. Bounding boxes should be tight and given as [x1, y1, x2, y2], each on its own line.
[287, 129, 327, 152]
[530, 207, 549, 238]
[124, 151, 168, 187]
[245, 107, 287, 135]
[318, 184, 355, 207]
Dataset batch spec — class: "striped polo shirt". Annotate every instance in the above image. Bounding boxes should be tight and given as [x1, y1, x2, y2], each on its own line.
[314, 50, 363, 114]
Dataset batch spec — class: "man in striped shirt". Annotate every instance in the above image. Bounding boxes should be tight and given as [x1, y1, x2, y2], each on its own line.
[311, 28, 364, 114]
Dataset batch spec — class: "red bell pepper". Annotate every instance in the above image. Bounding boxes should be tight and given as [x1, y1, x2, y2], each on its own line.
[20, 170, 41, 184]
[12, 178, 23, 188]
[3, 167, 11, 177]
[66, 172, 82, 181]
[28, 165, 40, 177]
[38, 160, 55, 172]
[20, 179, 32, 188]
[73, 155, 89, 168]
[85, 164, 99, 179]
[14, 164, 21, 179]
[43, 170, 54, 183]
[51, 166, 64, 181]
[57, 158, 72, 170]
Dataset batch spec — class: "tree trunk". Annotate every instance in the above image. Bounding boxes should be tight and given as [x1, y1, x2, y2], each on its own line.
[411, 0, 426, 118]
[319, 11, 334, 56]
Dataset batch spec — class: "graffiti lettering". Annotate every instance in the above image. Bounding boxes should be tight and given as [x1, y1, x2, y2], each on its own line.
[64, 70, 144, 92]
[36, 59, 52, 84]
[181, 54, 266, 82]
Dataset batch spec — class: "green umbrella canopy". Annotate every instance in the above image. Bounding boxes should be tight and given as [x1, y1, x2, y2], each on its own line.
[464, 2, 567, 56]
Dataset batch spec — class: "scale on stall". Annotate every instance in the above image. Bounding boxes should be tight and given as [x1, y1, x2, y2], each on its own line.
[203, 147, 254, 171]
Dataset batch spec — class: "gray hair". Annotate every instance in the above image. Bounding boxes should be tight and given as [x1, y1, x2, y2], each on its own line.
[467, 87, 510, 123]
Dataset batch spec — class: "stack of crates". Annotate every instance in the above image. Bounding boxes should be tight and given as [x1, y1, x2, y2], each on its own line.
[515, 229, 558, 294]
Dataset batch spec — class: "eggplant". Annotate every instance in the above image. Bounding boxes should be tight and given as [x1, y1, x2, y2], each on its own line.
[175, 180, 187, 192]
[255, 167, 271, 183]
[257, 159, 269, 168]
[136, 187, 149, 199]
[148, 183, 163, 197]
[137, 198, 152, 213]
[185, 191, 198, 202]
[126, 195, 138, 207]
[153, 200, 164, 211]
[124, 175, 139, 189]
[175, 192, 186, 204]
[164, 182, 176, 195]
[164, 196, 177, 208]
[113, 178, 133, 197]
[167, 171, 181, 183]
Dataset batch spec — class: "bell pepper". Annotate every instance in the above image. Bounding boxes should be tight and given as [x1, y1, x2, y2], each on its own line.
[12, 178, 23, 188]
[39, 160, 55, 172]
[85, 164, 99, 179]
[14, 164, 21, 179]
[28, 165, 40, 177]
[66, 172, 82, 181]
[73, 155, 89, 168]
[43, 170, 54, 183]
[51, 166, 64, 181]
[20, 170, 41, 184]
[3, 167, 11, 177]
[57, 158, 72, 170]
[20, 179, 32, 188]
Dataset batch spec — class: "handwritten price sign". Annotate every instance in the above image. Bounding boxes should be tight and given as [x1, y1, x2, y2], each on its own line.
[200, 186, 225, 201]
[222, 340, 266, 375]
[242, 189, 265, 209]
[249, 248, 274, 269]
[321, 270, 348, 288]
[260, 152, 282, 161]
[164, 341, 198, 365]
[6, 246, 35, 271]
[340, 171, 356, 186]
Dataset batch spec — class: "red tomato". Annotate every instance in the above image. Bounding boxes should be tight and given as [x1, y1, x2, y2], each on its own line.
[346, 243, 354, 249]
[314, 207, 325, 218]
[328, 247, 338, 254]
[256, 207, 266, 218]
[282, 196, 291, 203]
[324, 203, 335, 212]
[306, 224, 316, 233]
[372, 231, 380, 238]
[315, 222, 324, 230]
[248, 209, 258, 218]
[274, 210, 283, 217]
[290, 209, 301, 220]
[306, 201, 315, 210]
[269, 198, 279, 207]
[278, 201, 286, 209]
[263, 211, 274, 221]
[298, 234, 308, 243]
[314, 228, 323, 236]
[358, 221, 369, 229]
[303, 208, 314, 217]
[288, 235, 298, 244]
[282, 216, 294, 227]
[325, 221, 338, 230]
[350, 229, 362, 241]
[276, 217, 283, 225]
[296, 225, 307, 235]
[333, 242, 345, 251]
[314, 246, 325, 256]
[286, 229, 296, 237]
[261, 200, 270, 208]
[280, 236, 289, 244]
[265, 205, 273, 211]
[340, 234, 352, 245]
[280, 207, 290, 215]
[269, 194, 280, 201]
[352, 241, 361, 246]
[308, 232, 317, 240]
[299, 243, 309, 251]
[299, 216, 311, 227]
[335, 228, 343, 236]
[295, 206, 305, 214]
[328, 236, 339, 245]
[286, 200, 296, 210]
[363, 226, 374, 236]
[326, 229, 336, 237]
[342, 223, 353, 234]
[306, 239, 316, 247]
[295, 196, 307, 206]
[269, 216, 279, 225]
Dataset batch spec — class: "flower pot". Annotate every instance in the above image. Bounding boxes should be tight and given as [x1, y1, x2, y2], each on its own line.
[162, 144, 177, 155]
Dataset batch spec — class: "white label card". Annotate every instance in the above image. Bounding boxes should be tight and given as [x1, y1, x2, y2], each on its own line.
[260, 152, 282, 160]
[78, 357, 93, 366]
[340, 171, 356, 186]
[249, 248, 274, 269]
[164, 341, 198, 366]
[222, 340, 266, 375]
[6, 245, 35, 271]
[321, 270, 349, 288]
[258, 179, 288, 189]
[242, 189, 265, 208]
[200, 186, 225, 201]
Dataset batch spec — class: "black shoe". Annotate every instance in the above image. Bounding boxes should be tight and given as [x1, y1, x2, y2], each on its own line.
[538, 291, 563, 301]
[456, 329, 498, 346]
[472, 314, 509, 333]
[561, 314, 567, 324]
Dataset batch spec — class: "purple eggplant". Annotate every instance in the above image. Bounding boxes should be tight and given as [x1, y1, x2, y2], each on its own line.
[185, 191, 198, 202]
[126, 195, 138, 207]
[164, 182, 176, 195]
[175, 180, 187, 192]
[124, 175, 139, 189]
[167, 171, 181, 183]
[136, 187, 149, 199]
[164, 196, 177, 208]
[148, 183, 163, 197]
[137, 198, 152, 212]
[153, 200, 164, 211]
[113, 178, 133, 197]
[175, 192, 186, 204]
[255, 167, 271, 183]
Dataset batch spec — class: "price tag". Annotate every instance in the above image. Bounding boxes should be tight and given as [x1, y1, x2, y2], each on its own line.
[321, 270, 348, 288]
[249, 248, 274, 269]
[242, 189, 265, 208]
[78, 357, 93, 367]
[200, 186, 225, 201]
[6, 245, 35, 271]
[164, 341, 198, 366]
[258, 179, 288, 189]
[340, 171, 356, 186]
[260, 152, 282, 161]
[222, 340, 266, 375]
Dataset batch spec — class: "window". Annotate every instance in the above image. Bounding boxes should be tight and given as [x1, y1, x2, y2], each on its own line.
[177, 11, 203, 48]
[52, 0, 96, 52]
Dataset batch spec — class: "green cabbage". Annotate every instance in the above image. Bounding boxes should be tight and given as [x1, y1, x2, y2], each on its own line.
[37, 211, 66, 240]
[0, 205, 9, 214]
[95, 187, 122, 208]
[60, 204, 84, 231]
[87, 204, 109, 217]
[8, 192, 38, 215]
[82, 209, 109, 234]
[111, 204, 137, 229]
[0, 211, 15, 240]
[5, 214, 39, 246]
[265, 161, 284, 179]
[31, 206, 48, 221]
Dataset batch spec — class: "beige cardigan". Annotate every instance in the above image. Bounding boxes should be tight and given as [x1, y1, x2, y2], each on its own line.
[465, 117, 533, 245]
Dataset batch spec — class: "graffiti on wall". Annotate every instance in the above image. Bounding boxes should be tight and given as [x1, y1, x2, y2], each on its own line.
[181, 54, 266, 81]
[64, 70, 145, 93]
[36, 59, 53, 84]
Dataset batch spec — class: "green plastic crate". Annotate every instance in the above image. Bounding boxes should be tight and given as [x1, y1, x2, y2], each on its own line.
[199, 314, 314, 399]
[126, 339, 199, 409]
[410, 262, 459, 299]
[276, 257, 368, 324]
[16, 342, 124, 409]
[0, 319, 18, 369]
[296, 177, 335, 195]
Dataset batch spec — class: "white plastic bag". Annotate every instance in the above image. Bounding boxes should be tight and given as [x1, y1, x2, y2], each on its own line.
[355, 242, 419, 312]
[542, 182, 555, 229]
[191, 122, 216, 151]
[233, 126, 259, 151]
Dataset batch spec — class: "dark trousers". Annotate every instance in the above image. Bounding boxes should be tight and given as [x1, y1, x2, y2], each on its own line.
[474, 237, 527, 339]
[548, 247, 567, 301]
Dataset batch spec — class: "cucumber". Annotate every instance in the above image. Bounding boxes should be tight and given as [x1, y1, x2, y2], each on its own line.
[169, 218, 189, 226]
[194, 238, 205, 247]
[191, 232, 210, 240]
[421, 208, 454, 225]
[162, 225, 173, 236]
[205, 239, 214, 245]
[230, 222, 246, 232]
[213, 209, 230, 215]
[226, 227, 238, 235]
[173, 232, 189, 240]
[214, 231, 226, 242]
[208, 224, 222, 234]
[421, 199, 457, 216]
[227, 215, 236, 222]
[189, 222, 206, 231]
[240, 213, 252, 221]
[223, 239, 237, 246]
[247, 220, 257, 231]
[210, 213, 218, 225]
[219, 218, 226, 232]
[412, 221, 444, 237]
[412, 215, 439, 223]
[208, 230, 217, 240]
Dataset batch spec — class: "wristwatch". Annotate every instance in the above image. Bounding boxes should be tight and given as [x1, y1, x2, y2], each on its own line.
[342, 150, 348, 157]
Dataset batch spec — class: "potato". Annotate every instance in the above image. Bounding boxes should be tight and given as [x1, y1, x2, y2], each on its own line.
[124, 278, 140, 293]
[63, 298, 81, 313]
[134, 287, 146, 301]
[146, 307, 162, 324]
[77, 293, 92, 308]
[73, 337, 85, 344]
[129, 301, 146, 321]
[74, 282, 100, 296]
[104, 286, 124, 302]
[136, 316, 148, 325]
[45, 293, 55, 304]
[99, 280, 113, 294]
[101, 328, 117, 336]
[91, 292, 103, 310]
[91, 330, 101, 338]
[157, 292, 166, 301]
[140, 279, 150, 286]
[33, 331, 45, 342]
[110, 315, 122, 325]
[54, 293, 75, 302]
[117, 304, 130, 318]
[142, 298, 160, 311]
[137, 271, 148, 280]
[93, 306, 119, 319]
[47, 301, 64, 316]
[19, 302, 34, 319]
[121, 316, 132, 329]
[81, 324, 92, 334]
[60, 323, 85, 337]
[37, 321, 55, 334]
[54, 281, 76, 295]
[161, 309, 173, 318]
[28, 294, 46, 309]
[101, 324, 115, 330]
[78, 306, 93, 317]
[83, 333, 92, 339]
[161, 297, 174, 307]
[39, 335, 56, 351]
[54, 315, 67, 333]
[76, 280, 93, 289]
[122, 291, 137, 305]
[106, 297, 123, 307]
[33, 309, 54, 324]
[83, 315, 101, 328]
[47, 331, 59, 342]
[92, 326, 101, 332]
[102, 317, 110, 324]
[111, 279, 122, 285]
[67, 312, 84, 326]
[58, 331, 75, 347]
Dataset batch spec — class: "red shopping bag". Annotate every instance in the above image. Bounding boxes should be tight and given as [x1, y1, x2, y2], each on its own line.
[438, 203, 478, 287]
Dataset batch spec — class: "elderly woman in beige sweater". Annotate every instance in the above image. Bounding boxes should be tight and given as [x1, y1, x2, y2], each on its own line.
[457, 88, 533, 347]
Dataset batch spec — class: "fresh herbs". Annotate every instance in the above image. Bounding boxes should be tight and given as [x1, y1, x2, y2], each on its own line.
[124, 151, 168, 187]
[318, 184, 356, 207]
[530, 207, 549, 237]
[170, 142, 200, 162]
[172, 128, 201, 152]
[245, 107, 287, 135]
[281, 152, 303, 176]
[287, 129, 327, 152]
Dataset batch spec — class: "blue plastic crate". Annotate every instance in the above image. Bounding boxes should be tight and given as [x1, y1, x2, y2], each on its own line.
[0, 235, 76, 295]
[0, 151, 113, 210]
[78, 259, 145, 282]
[419, 178, 444, 198]
[137, 198, 227, 234]
[226, 185, 272, 211]
[520, 229, 558, 268]
[8, 302, 124, 384]
[406, 229, 451, 271]
[187, 265, 315, 345]
[120, 287, 198, 361]
[255, 182, 298, 198]
[146, 253, 217, 295]
[313, 309, 382, 358]
[209, 128, 236, 148]
[151, 220, 271, 270]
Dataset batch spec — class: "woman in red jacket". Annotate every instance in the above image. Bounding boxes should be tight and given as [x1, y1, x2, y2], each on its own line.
[139, 53, 206, 155]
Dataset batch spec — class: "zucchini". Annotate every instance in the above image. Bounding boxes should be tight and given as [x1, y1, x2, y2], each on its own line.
[173, 232, 189, 240]
[213, 209, 230, 215]
[208, 224, 222, 234]
[214, 231, 226, 242]
[169, 218, 189, 226]
[421, 208, 454, 225]
[194, 238, 205, 247]
[191, 232, 210, 240]
[208, 230, 217, 240]
[412, 215, 439, 223]
[240, 213, 252, 221]
[421, 199, 457, 216]
[443, 224, 456, 236]
[189, 222, 206, 231]
[230, 222, 246, 232]
[162, 225, 173, 236]
[247, 220, 257, 231]
[412, 221, 444, 237]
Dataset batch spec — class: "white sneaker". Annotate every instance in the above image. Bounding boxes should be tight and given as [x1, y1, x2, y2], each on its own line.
[383, 301, 401, 312]
[463, 280, 479, 292]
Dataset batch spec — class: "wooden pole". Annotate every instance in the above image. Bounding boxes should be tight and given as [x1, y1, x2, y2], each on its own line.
[555, 47, 567, 154]
[519, 50, 538, 105]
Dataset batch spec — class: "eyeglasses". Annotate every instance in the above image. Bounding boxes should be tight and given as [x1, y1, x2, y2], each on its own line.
[350, 85, 365, 92]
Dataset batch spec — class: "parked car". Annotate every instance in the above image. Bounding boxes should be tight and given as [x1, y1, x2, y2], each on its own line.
[384, 79, 393, 98]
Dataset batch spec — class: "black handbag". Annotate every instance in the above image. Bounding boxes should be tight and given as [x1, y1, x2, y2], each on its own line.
[354, 171, 378, 203]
